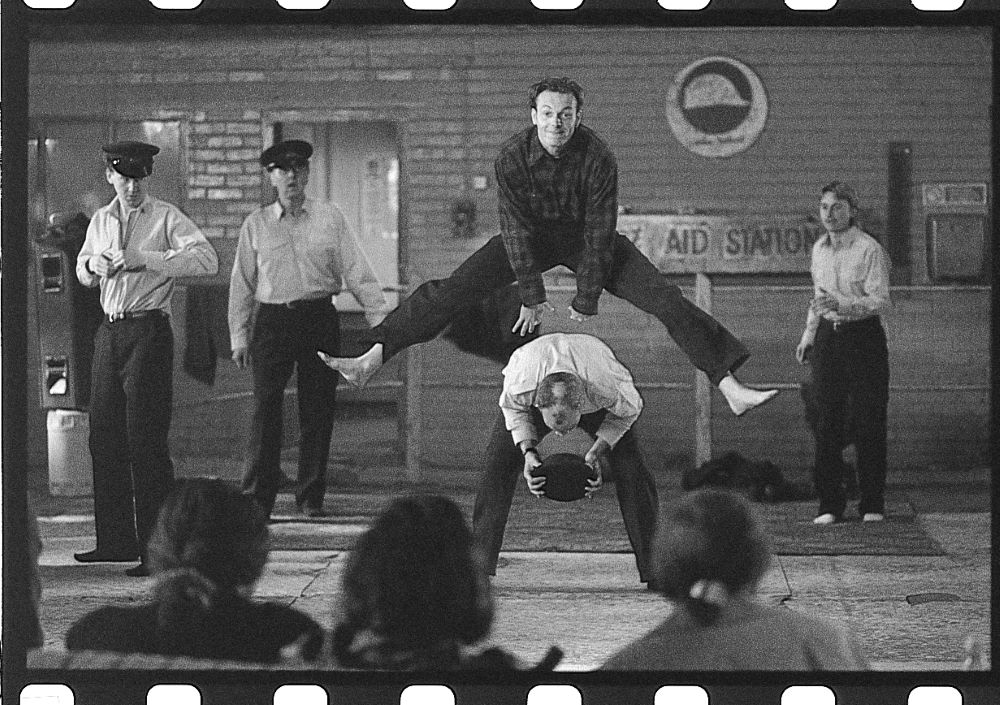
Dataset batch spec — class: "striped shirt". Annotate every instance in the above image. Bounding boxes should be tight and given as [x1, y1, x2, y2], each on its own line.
[494, 124, 618, 315]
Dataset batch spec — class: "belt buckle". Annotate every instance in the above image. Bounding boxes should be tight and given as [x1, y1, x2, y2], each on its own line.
[832, 319, 843, 332]
[108, 312, 124, 323]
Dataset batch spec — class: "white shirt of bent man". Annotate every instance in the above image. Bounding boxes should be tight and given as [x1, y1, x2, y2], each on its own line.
[499, 332, 643, 449]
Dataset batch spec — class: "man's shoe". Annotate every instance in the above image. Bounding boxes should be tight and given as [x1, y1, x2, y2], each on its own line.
[297, 503, 329, 518]
[74, 549, 139, 563]
[124, 563, 151, 577]
[812, 512, 840, 525]
[862, 512, 885, 522]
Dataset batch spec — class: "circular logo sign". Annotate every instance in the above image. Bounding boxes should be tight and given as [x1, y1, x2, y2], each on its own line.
[666, 56, 768, 158]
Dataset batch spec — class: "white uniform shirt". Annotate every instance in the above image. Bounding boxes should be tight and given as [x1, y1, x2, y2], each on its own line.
[228, 198, 389, 350]
[499, 333, 643, 448]
[76, 195, 219, 314]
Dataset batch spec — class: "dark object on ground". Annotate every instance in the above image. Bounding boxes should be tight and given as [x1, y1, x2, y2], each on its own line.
[682, 451, 812, 503]
[531, 453, 594, 502]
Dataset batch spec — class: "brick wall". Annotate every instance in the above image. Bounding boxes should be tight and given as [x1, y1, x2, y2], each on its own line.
[186, 114, 264, 240]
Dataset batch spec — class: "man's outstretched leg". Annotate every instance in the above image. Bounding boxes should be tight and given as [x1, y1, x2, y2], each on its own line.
[318, 235, 517, 387]
[601, 234, 778, 416]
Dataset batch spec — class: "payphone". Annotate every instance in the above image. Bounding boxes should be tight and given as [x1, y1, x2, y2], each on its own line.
[34, 212, 103, 410]
[922, 182, 990, 282]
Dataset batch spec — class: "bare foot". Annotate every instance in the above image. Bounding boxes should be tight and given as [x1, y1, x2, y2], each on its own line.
[718, 375, 779, 417]
[317, 343, 383, 388]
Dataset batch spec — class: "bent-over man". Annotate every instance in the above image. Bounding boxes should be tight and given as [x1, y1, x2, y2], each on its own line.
[472, 332, 658, 585]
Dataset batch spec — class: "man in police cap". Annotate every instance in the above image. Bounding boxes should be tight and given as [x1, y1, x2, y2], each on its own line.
[75, 141, 219, 577]
[229, 139, 388, 519]
[472, 331, 658, 585]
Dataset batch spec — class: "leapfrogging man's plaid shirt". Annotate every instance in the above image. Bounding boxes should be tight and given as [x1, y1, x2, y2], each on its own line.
[494, 124, 618, 316]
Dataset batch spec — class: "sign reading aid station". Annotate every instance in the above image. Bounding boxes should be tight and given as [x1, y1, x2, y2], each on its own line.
[618, 213, 826, 274]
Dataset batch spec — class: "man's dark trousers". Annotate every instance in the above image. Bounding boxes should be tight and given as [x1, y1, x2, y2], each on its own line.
[242, 300, 340, 515]
[88, 314, 174, 562]
[472, 408, 658, 582]
[811, 317, 889, 517]
[373, 233, 748, 384]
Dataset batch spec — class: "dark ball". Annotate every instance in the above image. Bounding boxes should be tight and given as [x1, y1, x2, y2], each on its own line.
[530, 453, 594, 502]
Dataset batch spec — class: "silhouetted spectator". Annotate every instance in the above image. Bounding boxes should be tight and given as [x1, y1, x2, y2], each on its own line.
[66, 479, 323, 662]
[330, 494, 562, 671]
[600, 488, 868, 670]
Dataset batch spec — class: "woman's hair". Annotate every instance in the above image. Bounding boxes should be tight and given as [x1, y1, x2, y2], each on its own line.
[147, 479, 269, 630]
[535, 371, 585, 410]
[332, 494, 494, 668]
[652, 489, 772, 625]
[528, 76, 585, 111]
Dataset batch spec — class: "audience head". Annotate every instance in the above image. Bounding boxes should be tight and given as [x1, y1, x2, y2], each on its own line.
[148, 479, 269, 624]
[535, 371, 586, 435]
[652, 488, 772, 624]
[332, 494, 494, 668]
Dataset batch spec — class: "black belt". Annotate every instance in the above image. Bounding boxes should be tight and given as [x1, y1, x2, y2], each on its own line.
[822, 316, 880, 333]
[264, 297, 334, 311]
[106, 309, 168, 324]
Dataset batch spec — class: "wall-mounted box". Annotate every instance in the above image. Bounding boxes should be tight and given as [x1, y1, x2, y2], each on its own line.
[926, 213, 986, 282]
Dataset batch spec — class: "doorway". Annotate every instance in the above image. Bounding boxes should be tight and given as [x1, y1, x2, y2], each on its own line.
[274, 120, 400, 314]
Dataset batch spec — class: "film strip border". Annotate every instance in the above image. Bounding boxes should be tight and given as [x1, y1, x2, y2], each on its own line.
[15, 682, 1000, 704]
[10, 0, 1000, 14]
[3, 0, 997, 704]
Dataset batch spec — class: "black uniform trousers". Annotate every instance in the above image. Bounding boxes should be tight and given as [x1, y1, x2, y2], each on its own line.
[371, 233, 748, 385]
[88, 313, 174, 562]
[812, 317, 889, 517]
[241, 300, 340, 515]
[472, 408, 659, 582]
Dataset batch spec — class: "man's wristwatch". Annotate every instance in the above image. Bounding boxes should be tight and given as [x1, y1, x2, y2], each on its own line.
[522, 447, 539, 458]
